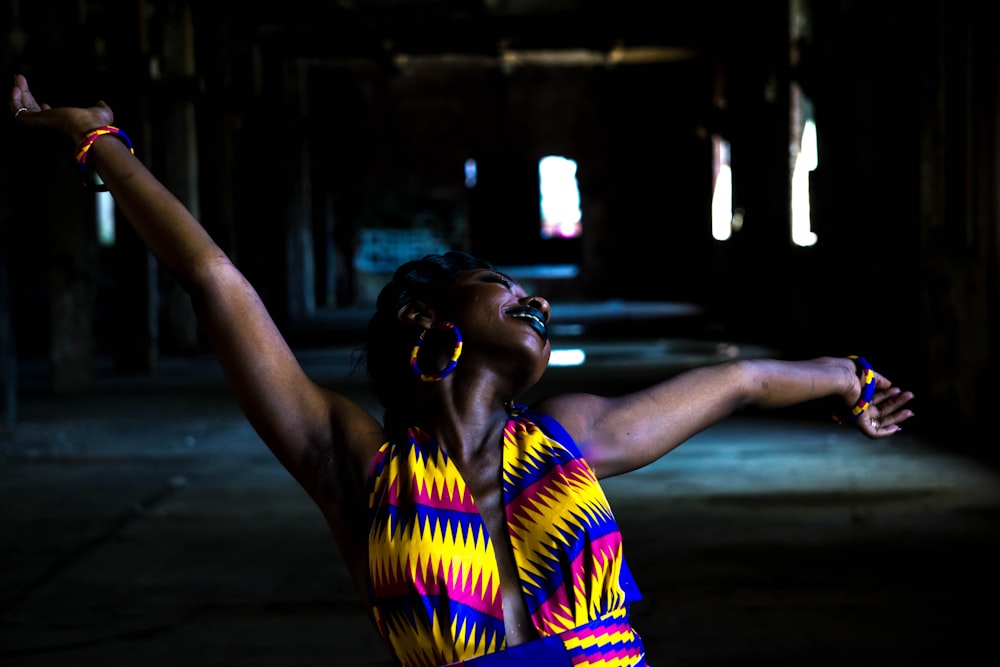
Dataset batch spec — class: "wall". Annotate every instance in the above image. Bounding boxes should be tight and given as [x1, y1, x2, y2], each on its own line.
[1, 0, 997, 455]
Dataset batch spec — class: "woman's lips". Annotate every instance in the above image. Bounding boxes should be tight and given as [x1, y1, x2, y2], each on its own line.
[508, 306, 549, 342]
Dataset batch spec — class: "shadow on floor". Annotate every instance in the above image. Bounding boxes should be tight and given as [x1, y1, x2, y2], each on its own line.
[2, 345, 998, 666]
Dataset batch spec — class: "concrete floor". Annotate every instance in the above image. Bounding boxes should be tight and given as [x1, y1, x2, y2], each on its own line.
[2, 344, 999, 666]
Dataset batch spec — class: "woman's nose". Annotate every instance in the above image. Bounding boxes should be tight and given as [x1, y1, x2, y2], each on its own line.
[523, 295, 551, 321]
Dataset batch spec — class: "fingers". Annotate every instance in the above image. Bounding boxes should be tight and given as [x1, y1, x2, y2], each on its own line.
[868, 361, 916, 424]
[863, 389, 915, 438]
[861, 411, 898, 438]
[10, 75, 113, 139]
[10, 74, 38, 117]
[873, 373, 894, 390]
[865, 413, 886, 434]
[875, 386, 915, 415]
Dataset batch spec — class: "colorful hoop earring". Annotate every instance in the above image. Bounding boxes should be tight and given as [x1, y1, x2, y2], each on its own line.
[410, 322, 463, 382]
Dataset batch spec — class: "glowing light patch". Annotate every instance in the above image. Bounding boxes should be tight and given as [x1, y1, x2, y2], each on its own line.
[549, 349, 586, 367]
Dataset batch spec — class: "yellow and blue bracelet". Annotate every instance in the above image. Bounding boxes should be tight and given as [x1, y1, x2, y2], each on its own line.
[847, 355, 876, 420]
[74, 125, 134, 190]
[832, 355, 876, 424]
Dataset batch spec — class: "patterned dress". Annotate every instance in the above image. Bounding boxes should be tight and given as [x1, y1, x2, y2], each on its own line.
[366, 405, 647, 667]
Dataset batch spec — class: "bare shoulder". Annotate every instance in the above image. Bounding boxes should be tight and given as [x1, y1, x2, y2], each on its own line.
[276, 385, 386, 508]
[531, 392, 611, 442]
[322, 387, 387, 475]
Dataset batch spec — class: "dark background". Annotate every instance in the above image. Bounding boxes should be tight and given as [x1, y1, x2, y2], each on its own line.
[0, 0, 996, 451]
[1, 3, 999, 666]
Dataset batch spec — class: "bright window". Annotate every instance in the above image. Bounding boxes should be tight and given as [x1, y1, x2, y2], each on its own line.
[96, 191, 116, 247]
[538, 155, 582, 239]
[711, 134, 735, 241]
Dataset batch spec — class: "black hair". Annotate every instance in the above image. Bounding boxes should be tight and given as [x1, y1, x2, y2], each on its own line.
[362, 251, 494, 437]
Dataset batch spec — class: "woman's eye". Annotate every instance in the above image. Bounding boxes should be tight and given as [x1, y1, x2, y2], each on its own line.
[484, 273, 512, 289]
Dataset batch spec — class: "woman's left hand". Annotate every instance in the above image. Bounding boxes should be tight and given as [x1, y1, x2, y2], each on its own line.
[855, 379, 915, 438]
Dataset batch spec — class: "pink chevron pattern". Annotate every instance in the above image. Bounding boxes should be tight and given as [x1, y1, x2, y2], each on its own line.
[502, 413, 628, 635]
[445, 607, 645, 666]
[365, 409, 645, 667]
[560, 607, 645, 666]
[368, 428, 505, 666]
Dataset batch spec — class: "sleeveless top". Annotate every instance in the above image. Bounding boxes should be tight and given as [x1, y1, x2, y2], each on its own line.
[365, 405, 646, 667]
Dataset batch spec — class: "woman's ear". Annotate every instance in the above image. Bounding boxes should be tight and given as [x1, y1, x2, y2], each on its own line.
[398, 300, 435, 327]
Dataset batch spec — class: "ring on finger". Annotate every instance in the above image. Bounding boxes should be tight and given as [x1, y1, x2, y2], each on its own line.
[14, 106, 29, 119]
[870, 417, 879, 429]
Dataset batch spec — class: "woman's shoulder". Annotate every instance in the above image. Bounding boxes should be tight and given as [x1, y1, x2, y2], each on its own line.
[529, 391, 609, 434]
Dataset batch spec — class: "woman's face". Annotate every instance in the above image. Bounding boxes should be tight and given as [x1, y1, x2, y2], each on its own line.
[444, 269, 552, 370]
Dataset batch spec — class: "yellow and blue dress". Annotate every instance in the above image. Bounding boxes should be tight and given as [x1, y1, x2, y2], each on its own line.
[366, 405, 646, 667]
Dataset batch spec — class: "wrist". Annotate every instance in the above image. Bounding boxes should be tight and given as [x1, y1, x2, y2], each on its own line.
[831, 356, 876, 424]
[64, 108, 114, 144]
[74, 125, 135, 190]
[846, 356, 875, 418]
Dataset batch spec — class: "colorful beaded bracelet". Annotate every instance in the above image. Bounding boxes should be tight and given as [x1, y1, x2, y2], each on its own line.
[74, 125, 134, 190]
[832, 355, 877, 424]
[847, 355, 876, 420]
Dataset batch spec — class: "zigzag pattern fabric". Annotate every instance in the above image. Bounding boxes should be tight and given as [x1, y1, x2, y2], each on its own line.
[366, 406, 645, 667]
[446, 607, 644, 667]
[502, 409, 626, 631]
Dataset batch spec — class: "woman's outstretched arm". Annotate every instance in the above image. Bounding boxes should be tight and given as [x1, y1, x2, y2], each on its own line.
[9, 74, 383, 501]
[542, 356, 916, 479]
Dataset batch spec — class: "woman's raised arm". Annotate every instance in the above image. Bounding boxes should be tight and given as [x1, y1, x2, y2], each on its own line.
[9, 74, 383, 501]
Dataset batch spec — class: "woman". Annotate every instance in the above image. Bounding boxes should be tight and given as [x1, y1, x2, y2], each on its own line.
[9, 74, 914, 667]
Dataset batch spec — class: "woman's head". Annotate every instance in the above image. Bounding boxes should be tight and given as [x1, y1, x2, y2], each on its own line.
[363, 251, 495, 425]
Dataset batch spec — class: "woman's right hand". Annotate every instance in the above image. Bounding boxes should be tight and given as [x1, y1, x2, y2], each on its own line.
[10, 74, 115, 143]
